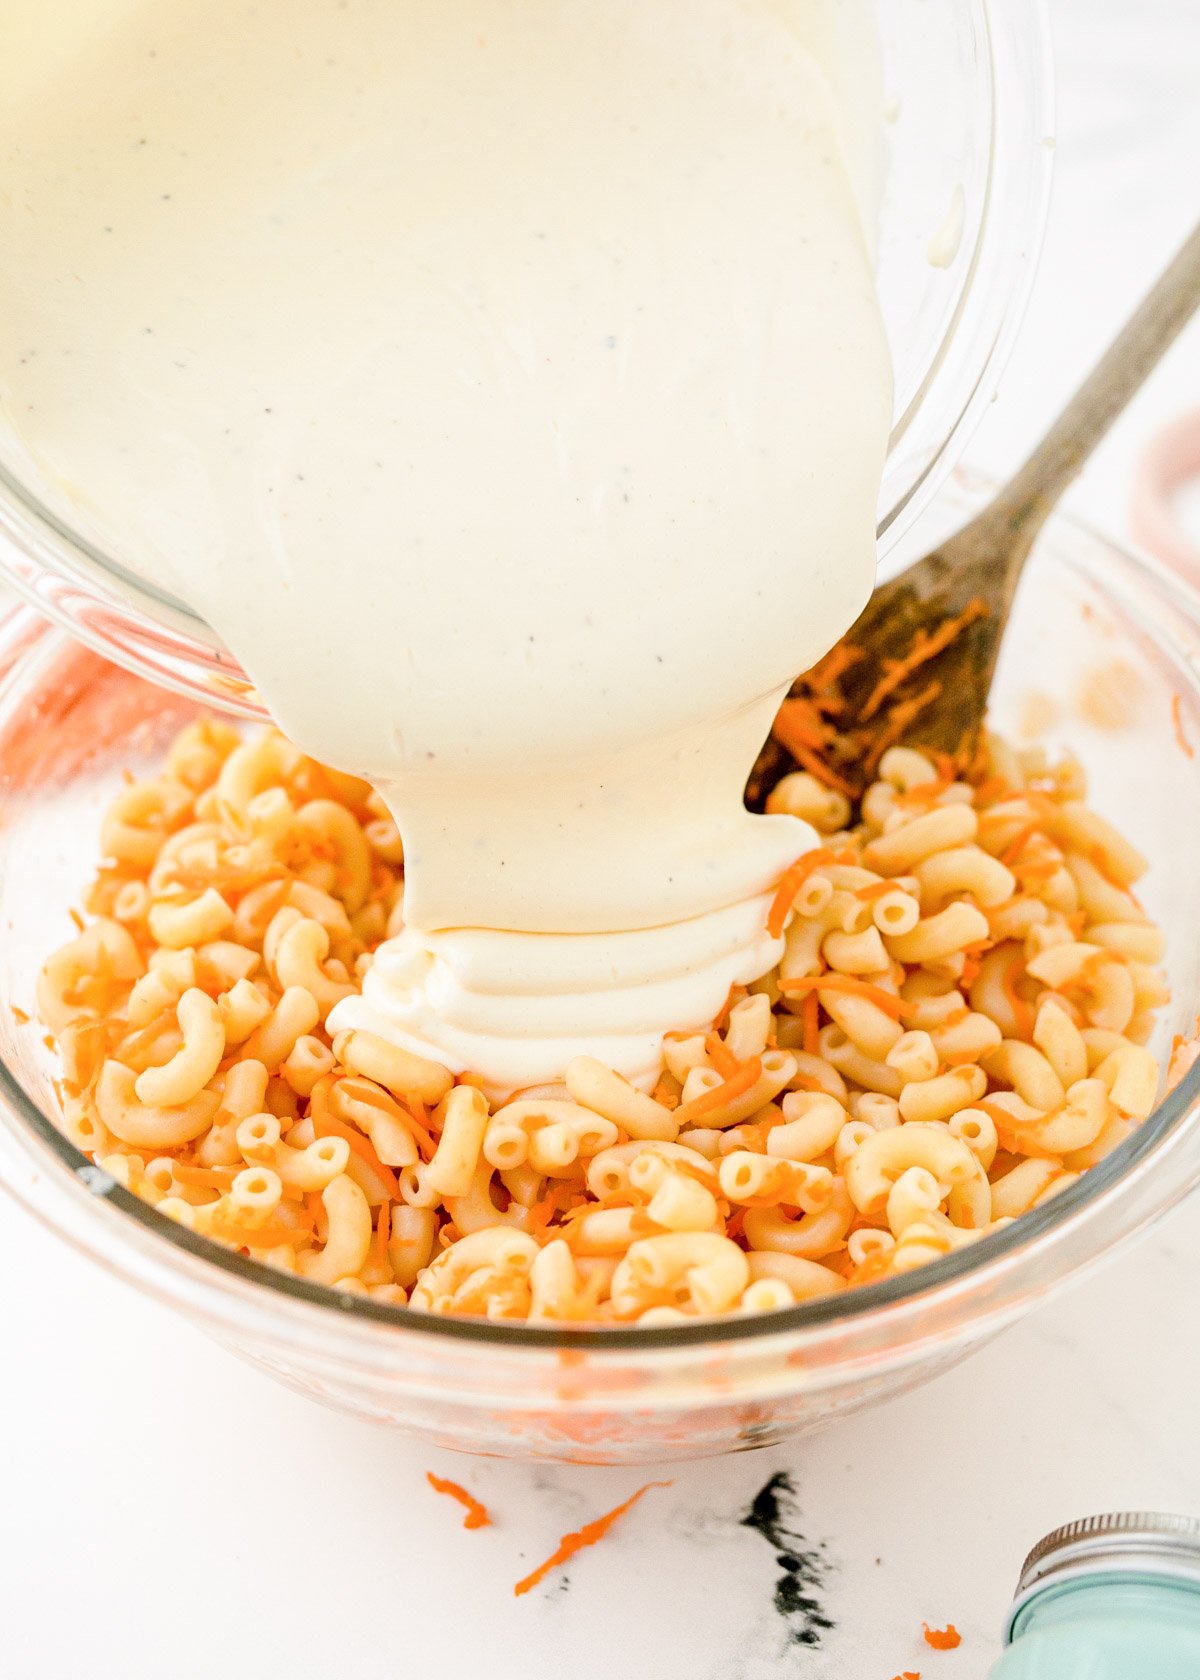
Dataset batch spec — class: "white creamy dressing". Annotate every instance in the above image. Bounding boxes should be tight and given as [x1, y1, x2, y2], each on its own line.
[0, 0, 892, 1091]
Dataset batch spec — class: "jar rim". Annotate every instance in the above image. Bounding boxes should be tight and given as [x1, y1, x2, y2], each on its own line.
[1006, 1513, 1200, 1644]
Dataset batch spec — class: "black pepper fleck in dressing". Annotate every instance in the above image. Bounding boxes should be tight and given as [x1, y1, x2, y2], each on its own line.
[740, 1473, 834, 1648]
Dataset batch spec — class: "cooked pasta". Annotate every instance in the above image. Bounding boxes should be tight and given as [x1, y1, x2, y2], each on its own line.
[35, 720, 1170, 1323]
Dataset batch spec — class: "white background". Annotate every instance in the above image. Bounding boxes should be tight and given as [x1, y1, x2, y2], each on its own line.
[2, 4, 1199, 1676]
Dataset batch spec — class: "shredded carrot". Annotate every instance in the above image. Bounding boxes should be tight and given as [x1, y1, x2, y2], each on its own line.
[711, 984, 741, 1032]
[806, 638, 862, 691]
[772, 694, 830, 750]
[705, 1032, 740, 1079]
[893, 1672, 921, 1679]
[526, 1197, 556, 1231]
[426, 1472, 491, 1531]
[457, 1071, 488, 1091]
[221, 1219, 311, 1249]
[862, 679, 944, 775]
[673, 1056, 762, 1126]
[68, 907, 85, 933]
[10, 1005, 29, 1026]
[786, 740, 857, 796]
[172, 1161, 238, 1190]
[529, 1181, 587, 1230]
[1014, 858, 1060, 885]
[999, 821, 1041, 867]
[310, 1110, 401, 1197]
[767, 849, 836, 939]
[1173, 693, 1194, 759]
[650, 1079, 680, 1110]
[801, 989, 820, 1056]
[42, 1034, 55, 1052]
[780, 974, 914, 1022]
[1083, 843, 1128, 895]
[861, 599, 988, 722]
[513, 1482, 670, 1597]
[853, 879, 897, 902]
[973, 775, 1014, 805]
[923, 1624, 961, 1651]
[396, 1096, 437, 1158]
[978, 1099, 1024, 1133]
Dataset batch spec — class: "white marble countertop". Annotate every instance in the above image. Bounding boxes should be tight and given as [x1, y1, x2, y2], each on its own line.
[2, 4, 1200, 1676]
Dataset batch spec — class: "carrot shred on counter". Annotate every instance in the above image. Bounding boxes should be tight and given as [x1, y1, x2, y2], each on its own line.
[767, 849, 837, 939]
[426, 1472, 491, 1531]
[801, 990, 821, 1056]
[779, 974, 914, 1022]
[310, 1110, 400, 1198]
[10, 1005, 29, 1026]
[923, 1624, 962, 1651]
[68, 908, 85, 933]
[705, 1032, 740, 1079]
[673, 1057, 763, 1126]
[1173, 693, 1195, 759]
[860, 598, 988, 723]
[513, 1481, 671, 1597]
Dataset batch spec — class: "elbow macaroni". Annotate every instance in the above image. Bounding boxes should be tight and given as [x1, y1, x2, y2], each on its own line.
[37, 721, 1171, 1322]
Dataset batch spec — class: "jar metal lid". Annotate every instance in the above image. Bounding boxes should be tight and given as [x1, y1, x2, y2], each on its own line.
[1005, 1512, 1200, 1644]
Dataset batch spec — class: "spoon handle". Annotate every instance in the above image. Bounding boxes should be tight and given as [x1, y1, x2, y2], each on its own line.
[991, 220, 1200, 543]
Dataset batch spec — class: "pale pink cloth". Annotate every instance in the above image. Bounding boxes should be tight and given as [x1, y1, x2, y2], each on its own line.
[1132, 409, 1200, 577]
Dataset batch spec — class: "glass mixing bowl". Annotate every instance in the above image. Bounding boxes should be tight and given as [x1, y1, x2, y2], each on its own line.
[0, 480, 1198, 1464]
[0, 0, 1053, 715]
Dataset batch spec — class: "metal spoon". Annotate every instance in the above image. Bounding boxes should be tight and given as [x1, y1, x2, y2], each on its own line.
[751, 221, 1200, 800]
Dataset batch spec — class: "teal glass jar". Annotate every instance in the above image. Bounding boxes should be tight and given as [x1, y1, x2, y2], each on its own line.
[995, 1513, 1200, 1679]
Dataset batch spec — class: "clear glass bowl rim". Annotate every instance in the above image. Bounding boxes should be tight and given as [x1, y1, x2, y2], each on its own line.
[0, 0, 1055, 718]
[2, 500, 1200, 1356]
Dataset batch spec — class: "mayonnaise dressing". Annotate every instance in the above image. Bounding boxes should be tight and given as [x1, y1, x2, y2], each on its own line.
[0, 0, 892, 1090]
